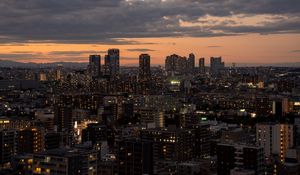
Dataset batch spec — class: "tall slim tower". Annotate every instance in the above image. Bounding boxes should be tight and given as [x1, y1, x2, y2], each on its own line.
[105, 49, 120, 77]
[139, 54, 151, 94]
[89, 55, 101, 78]
[199, 57, 205, 74]
[187, 53, 195, 73]
[139, 54, 151, 81]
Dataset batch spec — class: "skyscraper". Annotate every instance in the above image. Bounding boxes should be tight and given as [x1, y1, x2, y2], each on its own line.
[187, 53, 195, 73]
[256, 123, 294, 162]
[199, 57, 205, 74]
[105, 49, 120, 77]
[165, 54, 187, 75]
[139, 54, 151, 94]
[89, 55, 101, 78]
[210, 57, 224, 75]
[139, 54, 151, 81]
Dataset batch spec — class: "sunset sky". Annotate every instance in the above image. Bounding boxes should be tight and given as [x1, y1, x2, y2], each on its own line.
[0, 0, 299, 65]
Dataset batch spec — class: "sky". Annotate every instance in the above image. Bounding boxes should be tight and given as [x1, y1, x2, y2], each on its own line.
[0, 0, 299, 66]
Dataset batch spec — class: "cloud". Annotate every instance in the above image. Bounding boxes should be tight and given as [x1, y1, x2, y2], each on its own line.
[291, 50, 300, 53]
[48, 50, 104, 56]
[0, 0, 299, 44]
[126, 48, 156, 52]
[207, 46, 222, 48]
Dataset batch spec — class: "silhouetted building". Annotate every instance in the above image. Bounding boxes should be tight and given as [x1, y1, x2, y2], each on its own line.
[199, 57, 205, 74]
[89, 55, 101, 78]
[187, 53, 195, 73]
[139, 54, 151, 94]
[165, 54, 187, 75]
[210, 57, 224, 75]
[105, 49, 120, 77]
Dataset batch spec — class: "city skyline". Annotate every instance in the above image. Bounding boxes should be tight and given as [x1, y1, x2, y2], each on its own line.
[0, 1, 299, 65]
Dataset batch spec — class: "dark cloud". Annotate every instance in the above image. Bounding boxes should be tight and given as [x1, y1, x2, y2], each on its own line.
[126, 48, 156, 52]
[0, 0, 299, 44]
[48, 50, 104, 56]
[207, 46, 222, 48]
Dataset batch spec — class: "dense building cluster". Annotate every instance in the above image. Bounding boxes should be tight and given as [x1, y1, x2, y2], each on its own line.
[0, 49, 300, 175]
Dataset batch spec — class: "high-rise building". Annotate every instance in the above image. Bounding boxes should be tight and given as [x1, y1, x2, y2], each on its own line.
[17, 127, 44, 154]
[199, 57, 205, 74]
[139, 54, 151, 81]
[0, 129, 16, 168]
[165, 54, 187, 75]
[210, 57, 224, 75]
[54, 105, 73, 132]
[187, 53, 195, 73]
[139, 54, 151, 94]
[217, 143, 264, 175]
[256, 123, 294, 162]
[117, 139, 153, 175]
[104, 49, 120, 77]
[89, 55, 101, 78]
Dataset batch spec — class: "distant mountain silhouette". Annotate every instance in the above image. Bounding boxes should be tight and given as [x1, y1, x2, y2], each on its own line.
[0, 60, 88, 68]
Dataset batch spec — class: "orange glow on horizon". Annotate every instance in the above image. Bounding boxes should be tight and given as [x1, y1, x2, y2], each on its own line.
[0, 34, 299, 65]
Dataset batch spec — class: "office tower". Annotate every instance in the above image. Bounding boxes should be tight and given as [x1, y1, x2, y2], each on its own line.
[82, 124, 107, 145]
[256, 123, 294, 162]
[187, 53, 195, 73]
[199, 57, 205, 74]
[0, 129, 16, 168]
[217, 143, 264, 175]
[139, 54, 151, 94]
[33, 148, 98, 175]
[104, 49, 120, 77]
[210, 57, 224, 75]
[117, 139, 153, 175]
[89, 55, 101, 78]
[44, 132, 61, 150]
[165, 54, 187, 75]
[54, 105, 73, 132]
[139, 54, 151, 81]
[17, 127, 44, 154]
